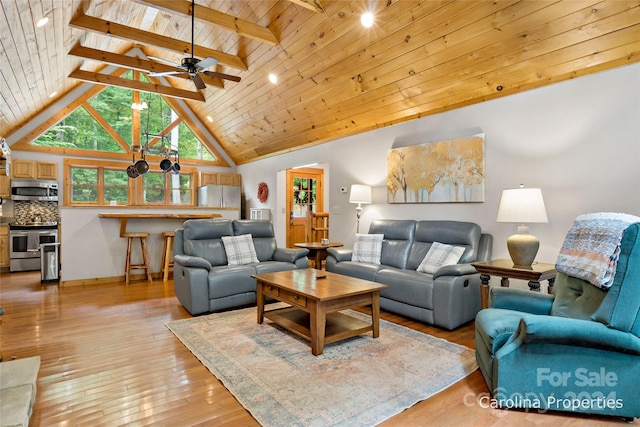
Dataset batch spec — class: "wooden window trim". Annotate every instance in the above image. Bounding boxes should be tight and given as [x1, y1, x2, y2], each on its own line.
[64, 158, 197, 207]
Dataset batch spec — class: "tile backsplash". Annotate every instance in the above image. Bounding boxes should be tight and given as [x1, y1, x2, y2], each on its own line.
[14, 201, 60, 223]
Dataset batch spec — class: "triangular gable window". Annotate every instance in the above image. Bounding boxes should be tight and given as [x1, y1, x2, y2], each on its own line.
[30, 70, 219, 162]
[32, 105, 125, 152]
[87, 86, 133, 145]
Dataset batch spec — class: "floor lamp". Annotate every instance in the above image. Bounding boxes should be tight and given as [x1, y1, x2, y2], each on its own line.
[349, 184, 371, 233]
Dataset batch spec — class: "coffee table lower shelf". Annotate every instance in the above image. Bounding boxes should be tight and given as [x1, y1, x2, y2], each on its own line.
[264, 306, 374, 347]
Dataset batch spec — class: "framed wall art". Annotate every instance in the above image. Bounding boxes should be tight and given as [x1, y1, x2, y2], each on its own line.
[387, 133, 485, 203]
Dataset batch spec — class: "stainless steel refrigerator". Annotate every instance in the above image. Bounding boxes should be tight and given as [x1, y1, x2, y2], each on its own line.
[197, 185, 241, 208]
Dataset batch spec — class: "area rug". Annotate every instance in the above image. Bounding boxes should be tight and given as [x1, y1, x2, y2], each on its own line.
[166, 305, 477, 427]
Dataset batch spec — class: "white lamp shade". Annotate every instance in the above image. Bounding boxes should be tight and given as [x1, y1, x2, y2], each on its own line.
[496, 188, 548, 223]
[349, 184, 372, 204]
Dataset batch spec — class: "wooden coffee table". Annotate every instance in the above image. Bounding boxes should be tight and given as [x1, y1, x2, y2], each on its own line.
[253, 269, 388, 356]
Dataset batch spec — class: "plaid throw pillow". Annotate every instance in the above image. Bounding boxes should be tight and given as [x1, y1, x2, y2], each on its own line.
[417, 242, 465, 274]
[221, 234, 259, 265]
[352, 233, 384, 264]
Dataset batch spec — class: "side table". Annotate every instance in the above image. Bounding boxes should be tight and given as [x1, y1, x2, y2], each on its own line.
[293, 242, 343, 269]
[471, 259, 557, 309]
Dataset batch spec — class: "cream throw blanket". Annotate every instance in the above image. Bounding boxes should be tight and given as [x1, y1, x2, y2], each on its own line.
[555, 212, 640, 289]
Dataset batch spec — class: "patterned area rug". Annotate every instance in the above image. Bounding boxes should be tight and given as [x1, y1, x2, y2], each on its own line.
[166, 305, 477, 427]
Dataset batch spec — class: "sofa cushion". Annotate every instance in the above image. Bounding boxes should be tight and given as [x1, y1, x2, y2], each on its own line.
[376, 267, 435, 310]
[417, 242, 465, 274]
[550, 272, 606, 320]
[353, 233, 384, 264]
[183, 219, 234, 266]
[221, 234, 259, 265]
[208, 265, 257, 298]
[255, 261, 299, 274]
[369, 220, 415, 269]
[407, 221, 481, 269]
[328, 260, 382, 281]
[233, 220, 277, 261]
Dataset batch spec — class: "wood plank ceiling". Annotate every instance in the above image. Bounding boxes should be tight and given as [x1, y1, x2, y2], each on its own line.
[1, 0, 639, 165]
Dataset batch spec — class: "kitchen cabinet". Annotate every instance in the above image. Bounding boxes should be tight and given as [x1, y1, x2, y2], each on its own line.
[12, 160, 58, 180]
[199, 172, 218, 186]
[0, 175, 9, 198]
[199, 172, 241, 187]
[0, 226, 8, 268]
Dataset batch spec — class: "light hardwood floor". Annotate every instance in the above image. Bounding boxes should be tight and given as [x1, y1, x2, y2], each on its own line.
[0, 272, 630, 426]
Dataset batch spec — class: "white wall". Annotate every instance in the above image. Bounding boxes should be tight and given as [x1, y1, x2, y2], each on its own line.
[239, 64, 640, 279]
[59, 207, 240, 282]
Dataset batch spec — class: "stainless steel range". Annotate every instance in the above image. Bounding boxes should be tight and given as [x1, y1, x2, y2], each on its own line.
[9, 222, 58, 272]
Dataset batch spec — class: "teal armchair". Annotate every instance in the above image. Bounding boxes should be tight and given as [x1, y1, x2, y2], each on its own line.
[475, 223, 640, 420]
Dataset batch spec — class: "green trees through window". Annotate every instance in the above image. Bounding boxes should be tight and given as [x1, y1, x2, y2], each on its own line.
[33, 75, 217, 162]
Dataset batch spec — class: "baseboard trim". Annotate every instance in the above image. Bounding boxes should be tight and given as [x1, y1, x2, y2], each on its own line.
[60, 272, 172, 287]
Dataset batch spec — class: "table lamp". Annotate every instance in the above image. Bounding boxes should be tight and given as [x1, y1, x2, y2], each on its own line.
[349, 184, 371, 233]
[496, 185, 548, 267]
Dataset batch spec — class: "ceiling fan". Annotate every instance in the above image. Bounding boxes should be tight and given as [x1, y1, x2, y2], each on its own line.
[147, 0, 241, 89]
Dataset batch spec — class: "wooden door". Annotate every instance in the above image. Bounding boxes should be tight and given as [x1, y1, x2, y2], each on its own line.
[286, 168, 323, 247]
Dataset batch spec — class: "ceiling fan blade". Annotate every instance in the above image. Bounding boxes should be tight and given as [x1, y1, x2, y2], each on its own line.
[196, 56, 218, 71]
[147, 56, 181, 68]
[192, 73, 206, 90]
[147, 71, 184, 77]
[202, 70, 242, 83]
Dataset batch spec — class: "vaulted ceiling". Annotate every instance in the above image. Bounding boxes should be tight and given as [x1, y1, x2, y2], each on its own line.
[1, 0, 639, 165]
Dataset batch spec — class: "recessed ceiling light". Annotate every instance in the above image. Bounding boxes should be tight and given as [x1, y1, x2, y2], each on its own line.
[48, 91, 57, 98]
[361, 12, 374, 28]
[268, 73, 278, 84]
[206, 115, 213, 122]
[36, 17, 49, 27]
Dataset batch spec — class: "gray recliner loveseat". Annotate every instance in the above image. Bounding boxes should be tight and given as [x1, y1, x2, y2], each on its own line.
[326, 220, 492, 330]
[173, 219, 309, 315]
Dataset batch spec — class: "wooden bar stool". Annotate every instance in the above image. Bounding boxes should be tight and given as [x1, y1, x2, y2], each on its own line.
[160, 231, 175, 281]
[124, 232, 152, 285]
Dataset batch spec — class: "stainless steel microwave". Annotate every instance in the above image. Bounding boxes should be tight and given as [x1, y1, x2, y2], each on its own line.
[11, 179, 58, 201]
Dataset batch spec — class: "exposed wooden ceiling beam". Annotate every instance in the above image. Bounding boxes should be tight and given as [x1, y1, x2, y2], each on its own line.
[69, 69, 206, 102]
[68, 45, 224, 89]
[135, 0, 278, 46]
[69, 11, 248, 71]
[287, 0, 324, 13]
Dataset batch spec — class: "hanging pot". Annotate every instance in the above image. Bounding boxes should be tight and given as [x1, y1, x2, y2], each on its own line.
[134, 157, 149, 175]
[127, 164, 140, 178]
[171, 162, 180, 174]
[160, 158, 172, 171]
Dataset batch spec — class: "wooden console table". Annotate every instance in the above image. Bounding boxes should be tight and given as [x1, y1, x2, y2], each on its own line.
[472, 259, 557, 309]
[99, 213, 222, 237]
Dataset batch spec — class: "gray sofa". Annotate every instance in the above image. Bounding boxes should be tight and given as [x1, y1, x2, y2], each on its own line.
[326, 220, 492, 330]
[173, 219, 309, 315]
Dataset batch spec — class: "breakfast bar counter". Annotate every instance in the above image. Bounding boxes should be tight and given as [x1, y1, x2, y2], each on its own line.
[99, 213, 222, 237]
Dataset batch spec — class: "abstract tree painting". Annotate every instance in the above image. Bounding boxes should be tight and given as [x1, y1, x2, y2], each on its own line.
[387, 134, 485, 203]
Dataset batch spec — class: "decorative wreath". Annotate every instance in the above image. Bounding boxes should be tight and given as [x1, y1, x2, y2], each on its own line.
[257, 182, 269, 203]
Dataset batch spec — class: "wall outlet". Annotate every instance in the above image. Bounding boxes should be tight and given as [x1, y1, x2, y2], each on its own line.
[339, 186, 347, 193]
